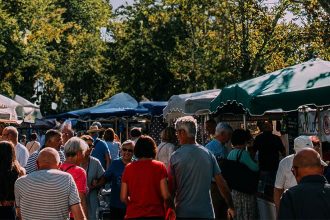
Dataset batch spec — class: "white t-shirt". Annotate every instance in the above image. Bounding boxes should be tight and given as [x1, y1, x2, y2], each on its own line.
[274, 154, 297, 190]
[16, 143, 29, 167]
[156, 142, 176, 168]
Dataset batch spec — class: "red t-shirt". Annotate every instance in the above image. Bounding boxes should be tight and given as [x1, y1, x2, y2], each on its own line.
[122, 159, 167, 219]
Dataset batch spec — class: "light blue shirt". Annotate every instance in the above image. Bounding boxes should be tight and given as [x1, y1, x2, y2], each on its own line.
[106, 141, 120, 160]
[205, 139, 228, 159]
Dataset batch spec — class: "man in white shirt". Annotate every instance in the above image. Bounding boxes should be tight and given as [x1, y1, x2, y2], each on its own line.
[2, 126, 29, 167]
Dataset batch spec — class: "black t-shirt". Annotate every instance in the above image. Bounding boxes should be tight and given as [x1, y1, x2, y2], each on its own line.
[0, 168, 19, 201]
[253, 131, 285, 171]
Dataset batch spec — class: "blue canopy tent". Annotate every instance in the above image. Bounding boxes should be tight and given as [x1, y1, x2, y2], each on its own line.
[140, 101, 168, 116]
[58, 92, 149, 120]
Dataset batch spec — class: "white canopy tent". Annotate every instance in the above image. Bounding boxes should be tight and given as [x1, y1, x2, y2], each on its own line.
[0, 94, 23, 121]
[163, 89, 221, 122]
[14, 95, 42, 123]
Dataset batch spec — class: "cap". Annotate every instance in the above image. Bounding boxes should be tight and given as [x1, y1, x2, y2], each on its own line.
[294, 135, 313, 152]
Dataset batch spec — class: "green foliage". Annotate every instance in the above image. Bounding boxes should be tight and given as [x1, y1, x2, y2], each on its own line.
[0, 0, 329, 115]
[0, 0, 115, 115]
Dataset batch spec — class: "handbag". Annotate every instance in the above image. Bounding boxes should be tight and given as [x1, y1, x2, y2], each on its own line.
[218, 149, 259, 194]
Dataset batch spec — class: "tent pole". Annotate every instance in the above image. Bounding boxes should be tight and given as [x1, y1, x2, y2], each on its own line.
[202, 115, 205, 145]
[126, 118, 129, 141]
[317, 107, 323, 159]
[243, 114, 247, 129]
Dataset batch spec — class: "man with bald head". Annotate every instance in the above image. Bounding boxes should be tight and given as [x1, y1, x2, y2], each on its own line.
[2, 126, 29, 167]
[15, 147, 86, 220]
[278, 148, 330, 219]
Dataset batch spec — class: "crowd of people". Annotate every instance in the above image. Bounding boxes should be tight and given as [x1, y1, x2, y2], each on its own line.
[0, 116, 330, 220]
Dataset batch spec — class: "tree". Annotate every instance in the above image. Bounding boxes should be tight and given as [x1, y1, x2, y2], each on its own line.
[0, 0, 115, 115]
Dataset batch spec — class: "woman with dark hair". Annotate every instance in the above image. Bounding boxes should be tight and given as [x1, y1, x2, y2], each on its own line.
[120, 135, 171, 219]
[227, 129, 259, 220]
[156, 127, 177, 168]
[103, 128, 120, 160]
[0, 141, 25, 219]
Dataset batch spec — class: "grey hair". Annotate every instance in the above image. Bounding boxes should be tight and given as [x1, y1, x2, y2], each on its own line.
[64, 137, 88, 157]
[122, 140, 135, 148]
[175, 116, 197, 138]
[215, 122, 233, 136]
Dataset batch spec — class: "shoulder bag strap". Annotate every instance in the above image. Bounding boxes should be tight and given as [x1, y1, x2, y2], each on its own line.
[28, 141, 36, 152]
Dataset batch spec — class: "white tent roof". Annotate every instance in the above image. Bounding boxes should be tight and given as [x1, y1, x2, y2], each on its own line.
[14, 95, 42, 122]
[163, 89, 220, 122]
[0, 94, 23, 121]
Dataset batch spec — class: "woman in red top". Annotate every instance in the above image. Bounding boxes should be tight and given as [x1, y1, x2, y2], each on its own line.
[61, 137, 88, 219]
[120, 135, 171, 219]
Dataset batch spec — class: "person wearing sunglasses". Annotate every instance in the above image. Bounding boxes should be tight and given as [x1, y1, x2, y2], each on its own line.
[80, 135, 105, 220]
[103, 140, 135, 219]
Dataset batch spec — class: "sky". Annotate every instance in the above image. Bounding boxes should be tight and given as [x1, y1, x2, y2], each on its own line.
[109, 0, 298, 24]
[110, 0, 134, 10]
[110, 0, 279, 10]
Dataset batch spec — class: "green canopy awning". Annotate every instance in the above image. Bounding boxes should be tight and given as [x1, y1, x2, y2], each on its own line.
[210, 58, 330, 115]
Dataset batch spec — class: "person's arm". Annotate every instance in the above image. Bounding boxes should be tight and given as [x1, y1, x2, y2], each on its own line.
[167, 160, 176, 195]
[240, 151, 259, 171]
[91, 176, 106, 189]
[105, 148, 111, 169]
[274, 187, 284, 213]
[120, 182, 129, 204]
[278, 138, 286, 157]
[160, 177, 175, 211]
[70, 203, 87, 220]
[79, 192, 88, 218]
[214, 173, 235, 218]
[16, 207, 22, 220]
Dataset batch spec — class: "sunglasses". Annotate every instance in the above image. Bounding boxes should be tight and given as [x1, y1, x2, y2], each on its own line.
[122, 148, 133, 153]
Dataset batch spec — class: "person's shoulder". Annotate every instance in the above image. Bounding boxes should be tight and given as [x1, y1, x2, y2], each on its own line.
[17, 143, 28, 152]
[205, 139, 217, 147]
[280, 154, 294, 163]
[30, 150, 39, 158]
[74, 165, 86, 173]
[90, 156, 100, 163]
[112, 158, 124, 164]
[152, 159, 166, 166]
[96, 138, 107, 144]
